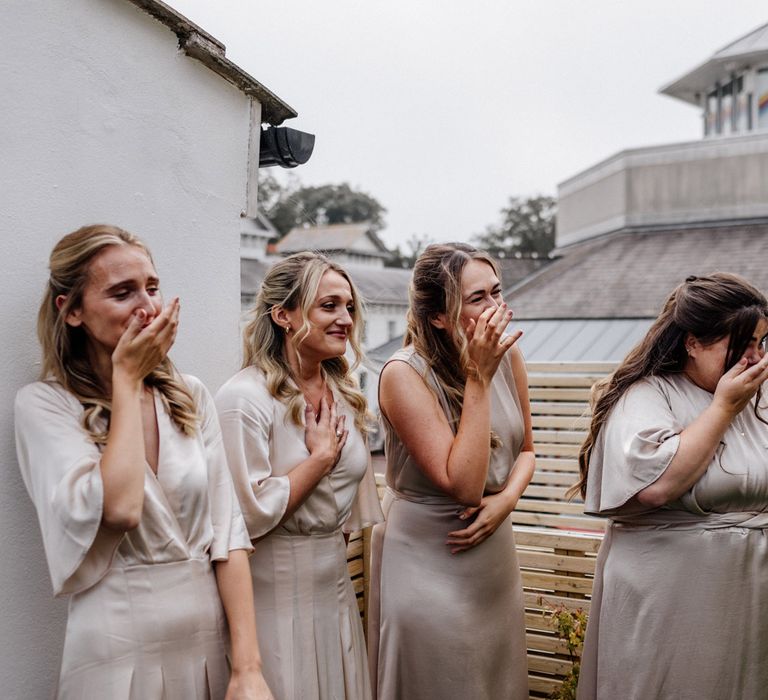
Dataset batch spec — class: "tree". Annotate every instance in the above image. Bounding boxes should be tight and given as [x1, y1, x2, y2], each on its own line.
[259, 173, 387, 236]
[474, 195, 556, 257]
[385, 234, 433, 269]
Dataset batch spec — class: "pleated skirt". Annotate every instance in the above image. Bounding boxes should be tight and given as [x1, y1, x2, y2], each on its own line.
[250, 529, 372, 700]
[371, 496, 529, 700]
[59, 558, 229, 700]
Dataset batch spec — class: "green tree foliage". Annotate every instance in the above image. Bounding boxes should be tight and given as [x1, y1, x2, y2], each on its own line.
[259, 173, 387, 236]
[474, 195, 556, 257]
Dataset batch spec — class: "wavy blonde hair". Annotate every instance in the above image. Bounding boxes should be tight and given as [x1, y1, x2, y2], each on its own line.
[242, 251, 370, 435]
[404, 242, 501, 447]
[38, 224, 197, 443]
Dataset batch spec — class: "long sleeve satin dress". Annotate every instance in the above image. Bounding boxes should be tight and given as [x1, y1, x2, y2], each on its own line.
[577, 374, 768, 700]
[14, 375, 252, 700]
[215, 366, 384, 700]
[369, 346, 529, 700]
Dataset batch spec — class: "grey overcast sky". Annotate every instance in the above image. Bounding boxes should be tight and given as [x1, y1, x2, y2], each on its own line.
[170, 1, 766, 248]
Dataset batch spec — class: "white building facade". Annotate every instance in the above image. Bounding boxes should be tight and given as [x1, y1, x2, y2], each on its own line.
[0, 1, 296, 694]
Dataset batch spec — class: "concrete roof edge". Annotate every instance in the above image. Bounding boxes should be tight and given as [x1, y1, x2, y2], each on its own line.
[126, 0, 298, 124]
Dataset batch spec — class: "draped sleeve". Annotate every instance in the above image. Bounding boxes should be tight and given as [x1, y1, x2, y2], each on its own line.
[14, 381, 123, 596]
[185, 375, 252, 560]
[584, 376, 682, 516]
[343, 447, 384, 533]
[215, 369, 291, 539]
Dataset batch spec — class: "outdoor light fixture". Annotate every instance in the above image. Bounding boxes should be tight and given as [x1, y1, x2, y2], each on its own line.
[259, 126, 315, 168]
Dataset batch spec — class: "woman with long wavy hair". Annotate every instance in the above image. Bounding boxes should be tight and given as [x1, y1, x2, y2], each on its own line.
[575, 273, 768, 699]
[369, 243, 534, 700]
[15, 225, 271, 699]
[215, 252, 383, 700]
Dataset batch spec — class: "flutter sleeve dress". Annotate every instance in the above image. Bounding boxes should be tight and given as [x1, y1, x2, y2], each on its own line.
[14, 375, 252, 700]
[369, 346, 530, 700]
[215, 366, 383, 700]
[577, 373, 768, 700]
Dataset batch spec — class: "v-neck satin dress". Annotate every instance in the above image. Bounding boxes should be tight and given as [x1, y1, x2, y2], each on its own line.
[14, 375, 252, 700]
[215, 367, 383, 700]
[578, 373, 768, 700]
[368, 347, 529, 700]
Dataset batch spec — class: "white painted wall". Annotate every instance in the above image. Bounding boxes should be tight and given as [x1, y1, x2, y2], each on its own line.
[0, 1, 257, 695]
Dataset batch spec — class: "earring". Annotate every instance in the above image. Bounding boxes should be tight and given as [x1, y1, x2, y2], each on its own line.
[284, 326, 291, 334]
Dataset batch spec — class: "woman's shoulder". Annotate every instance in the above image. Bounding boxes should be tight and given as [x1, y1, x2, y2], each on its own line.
[384, 345, 427, 374]
[214, 366, 273, 413]
[15, 379, 80, 416]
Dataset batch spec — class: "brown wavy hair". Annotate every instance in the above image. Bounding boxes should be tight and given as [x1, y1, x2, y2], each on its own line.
[572, 272, 768, 499]
[241, 251, 370, 435]
[38, 224, 197, 443]
[404, 242, 502, 446]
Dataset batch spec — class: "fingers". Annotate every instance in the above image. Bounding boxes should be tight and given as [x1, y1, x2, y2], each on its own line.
[499, 329, 523, 351]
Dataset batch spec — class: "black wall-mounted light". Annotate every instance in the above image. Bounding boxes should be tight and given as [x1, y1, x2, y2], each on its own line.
[259, 126, 315, 168]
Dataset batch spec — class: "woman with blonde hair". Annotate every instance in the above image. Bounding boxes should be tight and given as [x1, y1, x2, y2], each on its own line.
[215, 251, 383, 700]
[15, 225, 271, 699]
[575, 273, 768, 699]
[370, 243, 534, 699]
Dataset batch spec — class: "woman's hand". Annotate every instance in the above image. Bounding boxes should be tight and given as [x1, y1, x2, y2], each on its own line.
[303, 398, 348, 474]
[225, 668, 274, 700]
[713, 352, 768, 416]
[466, 303, 520, 384]
[112, 298, 180, 382]
[445, 491, 515, 554]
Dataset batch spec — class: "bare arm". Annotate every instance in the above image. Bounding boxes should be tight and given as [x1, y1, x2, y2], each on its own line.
[636, 354, 768, 508]
[214, 550, 273, 700]
[380, 304, 520, 506]
[446, 346, 536, 553]
[100, 300, 179, 530]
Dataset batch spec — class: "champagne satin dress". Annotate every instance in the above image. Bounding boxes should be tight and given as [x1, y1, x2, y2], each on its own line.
[14, 376, 252, 700]
[215, 367, 383, 700]
[578, 374, 768, 700]
[369, 347, 529, 700]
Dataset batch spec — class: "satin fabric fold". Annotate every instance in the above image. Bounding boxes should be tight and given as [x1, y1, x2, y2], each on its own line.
[370, 347, 529, 700]
[578, 374, 768, 700]
[15, 375, 252, 699]
[216, 367, 383, 700]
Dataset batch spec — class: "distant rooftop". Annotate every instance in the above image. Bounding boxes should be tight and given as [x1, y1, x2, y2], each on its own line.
[240, 258, 411, 307]
[508, 223, 768, 319]
[275, 223, 390, 258]
[661, 21, 768, 106]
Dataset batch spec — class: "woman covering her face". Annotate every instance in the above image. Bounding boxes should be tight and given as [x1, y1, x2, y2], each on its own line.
[369, 243, 535, 700]
[15, 225, 272, 699]
[575, 273, 768, 699]
[215, 252, 383, 700]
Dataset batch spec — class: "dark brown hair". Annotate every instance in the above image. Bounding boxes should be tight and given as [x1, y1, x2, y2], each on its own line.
[573, 272, 768, 498]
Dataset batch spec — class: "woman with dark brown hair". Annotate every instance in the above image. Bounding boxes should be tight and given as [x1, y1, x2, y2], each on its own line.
[575, 273, 768, 699]
[369, 243, 534, 700]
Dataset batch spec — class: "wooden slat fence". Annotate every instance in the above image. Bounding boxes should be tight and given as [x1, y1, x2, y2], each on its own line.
[345, 361, 616, 699]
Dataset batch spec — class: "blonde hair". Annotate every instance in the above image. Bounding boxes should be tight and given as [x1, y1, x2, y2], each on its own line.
[404, 243, 501, 447]
[38, 224, 197, 443]
[242, 251, 370, 435]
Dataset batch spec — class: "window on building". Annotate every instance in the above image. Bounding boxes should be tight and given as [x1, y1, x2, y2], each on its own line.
[388, 320, 396, 340]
